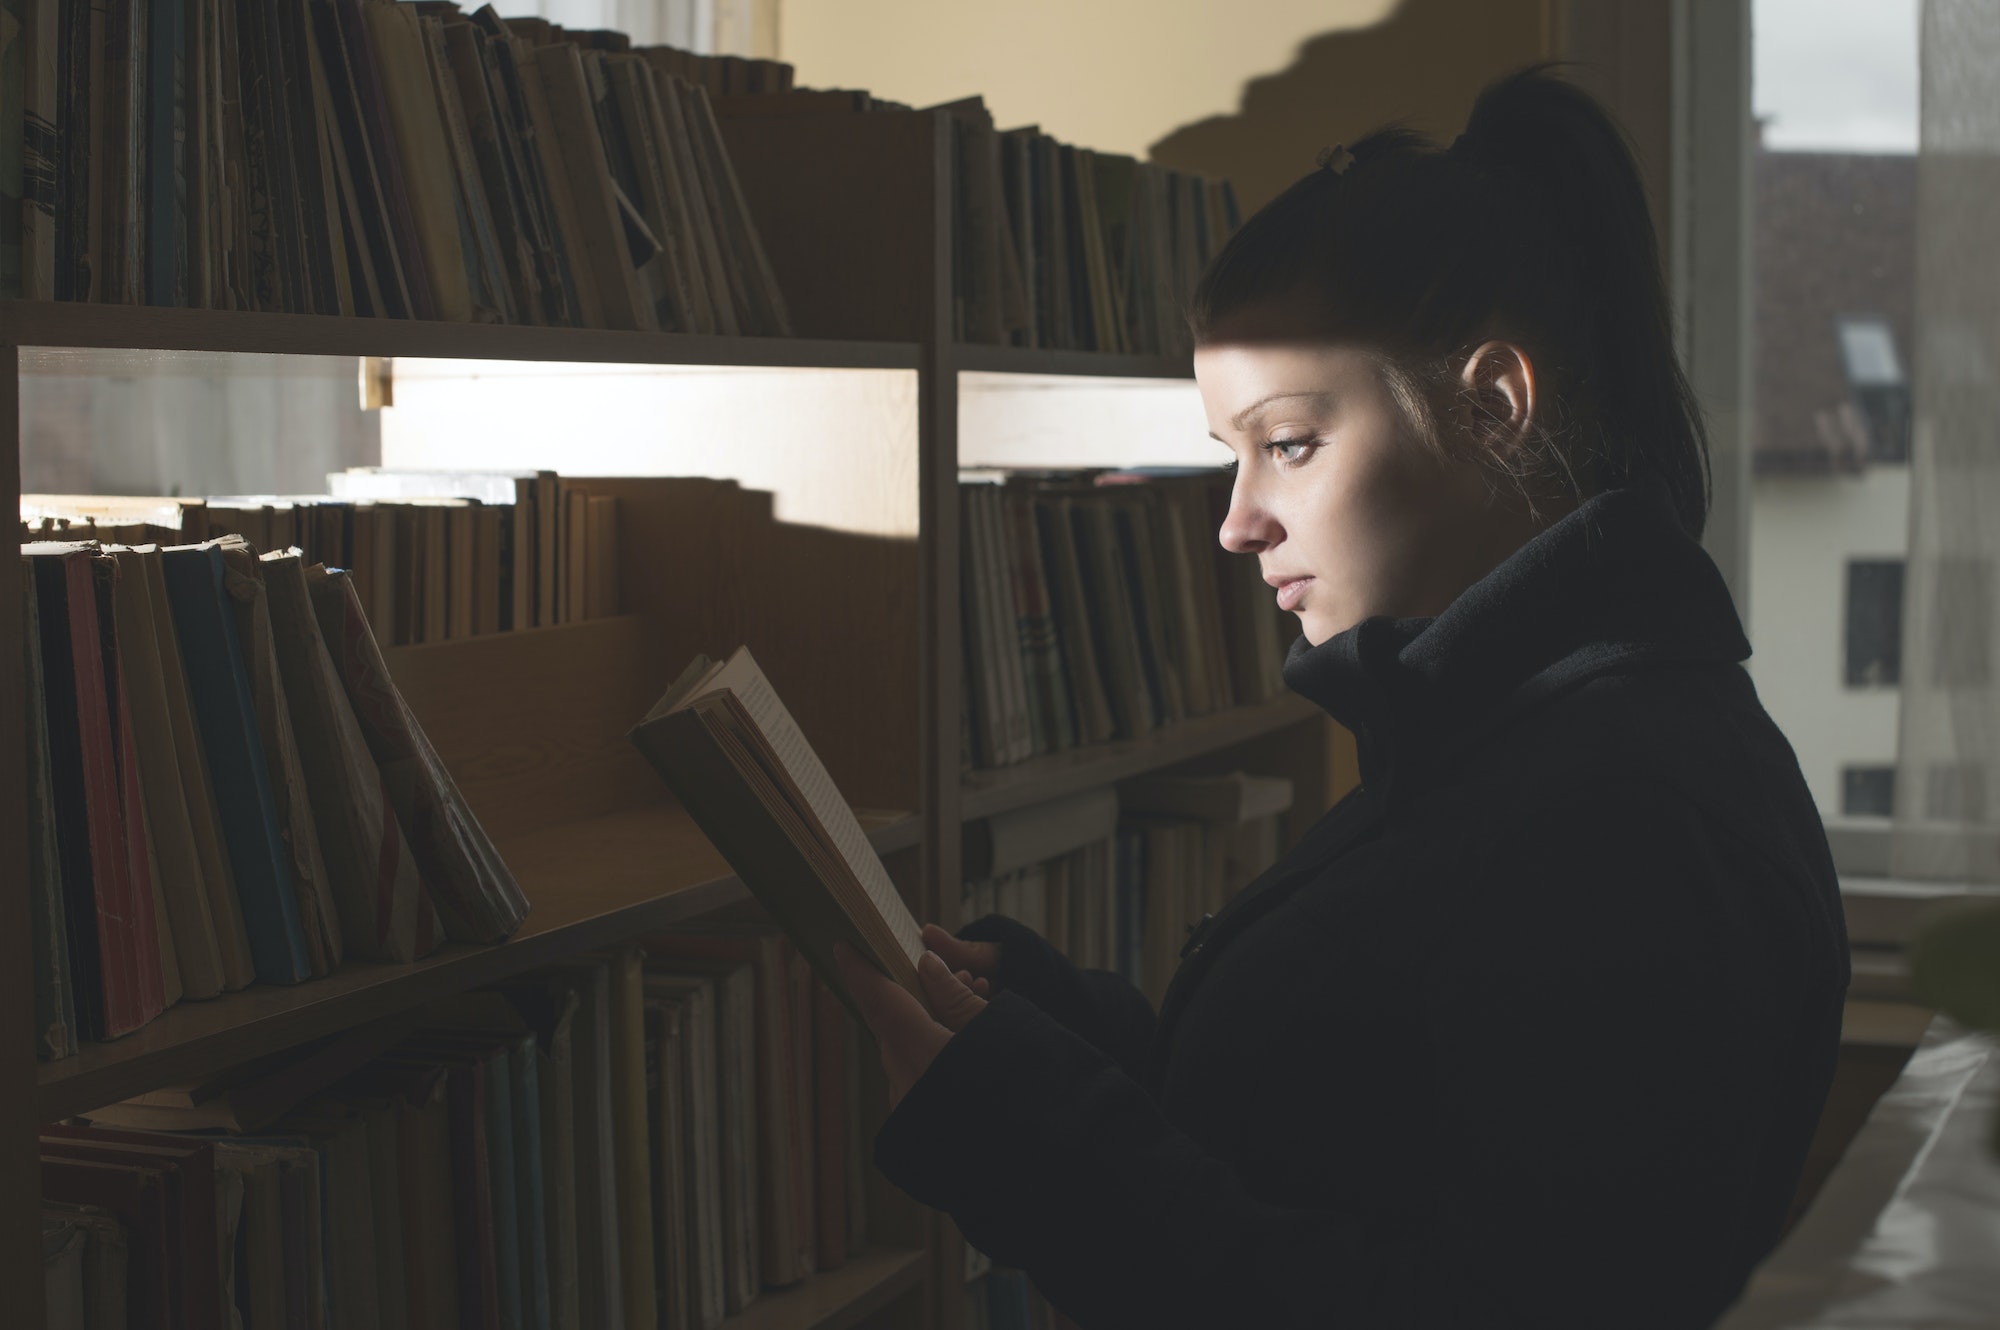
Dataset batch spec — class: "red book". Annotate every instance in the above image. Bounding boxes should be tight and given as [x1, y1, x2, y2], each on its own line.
[810, 973, 850, 1271]
[94, 555, 170, 1025]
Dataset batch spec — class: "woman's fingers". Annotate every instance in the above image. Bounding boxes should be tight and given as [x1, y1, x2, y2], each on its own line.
[920, 923, 1002, 978]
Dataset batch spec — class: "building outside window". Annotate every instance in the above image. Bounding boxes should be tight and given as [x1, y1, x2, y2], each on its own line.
[1747, 0, 1917, 824]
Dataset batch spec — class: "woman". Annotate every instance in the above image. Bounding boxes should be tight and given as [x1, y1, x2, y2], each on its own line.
[833, 65, 1848, 1329]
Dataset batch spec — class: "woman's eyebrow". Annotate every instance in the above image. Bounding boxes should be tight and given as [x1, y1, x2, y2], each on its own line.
[1229, 391, 1331, 431]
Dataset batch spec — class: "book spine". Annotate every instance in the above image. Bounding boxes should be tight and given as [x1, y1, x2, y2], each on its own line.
[158, 545, 313, 985]
[21, 563, 79, 1059]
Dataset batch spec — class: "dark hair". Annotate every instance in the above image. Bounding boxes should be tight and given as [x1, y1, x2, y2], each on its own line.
[1189, 65, 1710, 539]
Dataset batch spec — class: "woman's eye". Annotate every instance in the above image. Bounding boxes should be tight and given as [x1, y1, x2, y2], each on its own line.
[1265, 436, 1319, 465]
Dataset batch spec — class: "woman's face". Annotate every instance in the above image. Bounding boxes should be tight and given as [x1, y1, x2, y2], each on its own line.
[1195, 339, 1542, 646]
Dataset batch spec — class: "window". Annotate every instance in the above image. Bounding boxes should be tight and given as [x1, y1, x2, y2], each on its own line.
[1835, 315, 1912, 463]
[1845, 558, 1905, 687]
[1841, 765, 1897, 816]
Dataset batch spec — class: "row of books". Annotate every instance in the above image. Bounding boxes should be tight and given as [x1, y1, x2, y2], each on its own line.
[14, 0, 791, 336]
[960, 468, 1292, 772]
[22, 533, 527, 1060]
[47, 929, 865, 1330]
[961, 772, 1292, 1009]
[696, 81, 1239, 354]
[23, 467, 618, 646]
[948, 98, 1241, 354]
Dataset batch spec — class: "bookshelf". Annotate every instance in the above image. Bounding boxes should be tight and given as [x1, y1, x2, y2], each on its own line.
[3, 104, 1342, 1330]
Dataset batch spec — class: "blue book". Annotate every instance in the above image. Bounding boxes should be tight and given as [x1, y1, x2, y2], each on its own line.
[159, 543, 311, 984]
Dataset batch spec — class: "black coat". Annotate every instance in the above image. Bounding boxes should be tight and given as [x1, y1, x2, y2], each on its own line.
[874, 486, 1851, 1329]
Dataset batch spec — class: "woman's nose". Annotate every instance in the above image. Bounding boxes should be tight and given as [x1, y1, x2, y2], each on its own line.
[1218, 475, 1283, 555]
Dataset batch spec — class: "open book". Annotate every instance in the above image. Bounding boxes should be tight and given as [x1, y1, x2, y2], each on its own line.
[628, 647, 926, 1019]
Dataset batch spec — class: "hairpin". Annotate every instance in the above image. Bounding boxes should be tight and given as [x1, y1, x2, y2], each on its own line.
[1320, 143, 1357, 176]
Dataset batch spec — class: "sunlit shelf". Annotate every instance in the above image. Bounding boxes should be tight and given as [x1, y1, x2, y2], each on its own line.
[721, 1246, 929, 1330]
[960, 694, 1323, 823]
[0, 299, 921, 370]
[38, 804, 918, 1123]
[950, 342, 1195, 380]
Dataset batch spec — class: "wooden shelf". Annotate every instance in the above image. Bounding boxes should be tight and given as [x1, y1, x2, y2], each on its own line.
[0, 299, 921, 369]
[959, 694, 1324, 823]
[37, 804, 918, 1123]
[951, 342, 1194, 380]
[723, 1246, 929, 1330]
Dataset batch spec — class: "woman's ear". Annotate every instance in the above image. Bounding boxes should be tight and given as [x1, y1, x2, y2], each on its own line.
[1453, 340, 1537, 457]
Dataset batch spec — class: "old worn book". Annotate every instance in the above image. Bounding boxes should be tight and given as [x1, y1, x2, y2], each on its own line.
[629, 645, 926, 1022]
[642, 973, 725, 1329]
[964, 786, 1118, 881]
[260, 550, 442, 963]
[533, 39, 652, 330]
[216, 538, 344, 977]
[105, 546, 227, 1002]
[306, 565, 529, 943]
[643, 994, 692, 1330]
[535, 961, 624, 1330]
[362, 0, 474, 321]
[589, 946, 656, 1330]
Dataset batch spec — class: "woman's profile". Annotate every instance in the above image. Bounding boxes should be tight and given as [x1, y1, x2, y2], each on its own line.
[834, 63, 1849, 1330]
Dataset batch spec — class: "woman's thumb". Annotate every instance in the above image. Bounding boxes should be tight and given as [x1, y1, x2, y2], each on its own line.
[917, 949, 988, 1032]
[921, 923, 1001, 975]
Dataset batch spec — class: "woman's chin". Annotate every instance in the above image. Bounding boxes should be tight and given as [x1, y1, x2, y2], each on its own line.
[1297, 609, 1351, 648]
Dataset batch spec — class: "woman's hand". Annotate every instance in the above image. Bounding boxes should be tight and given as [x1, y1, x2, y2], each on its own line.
[920, 923, 1000, 997]
[834, 938, 990, 1110]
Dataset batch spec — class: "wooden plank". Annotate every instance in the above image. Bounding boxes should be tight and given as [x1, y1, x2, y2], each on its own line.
[0, 299, 919, 368]
[0, 344, 48, 1324]
[36, 806, 917, 1121]
[566, 477, 922, 813]
[960, 694, 1324, 823]
[718, 1246, 928, 1330]
[951, 342, 1194, 381]
[384, 613, 663, 836]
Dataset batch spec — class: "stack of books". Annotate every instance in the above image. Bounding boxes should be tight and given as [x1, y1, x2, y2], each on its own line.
[14, 1, 791, 335]
[960, 468, 1292, 771]
[24, 467, 617, 646]
[51, 929, 865, 1329]
[21, 535, 527, 1061]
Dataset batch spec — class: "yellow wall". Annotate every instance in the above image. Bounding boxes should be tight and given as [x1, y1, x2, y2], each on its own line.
[779, 0, 1552, 210]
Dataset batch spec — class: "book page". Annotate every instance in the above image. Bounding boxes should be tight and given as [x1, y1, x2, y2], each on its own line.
[707, 649, 924, 965]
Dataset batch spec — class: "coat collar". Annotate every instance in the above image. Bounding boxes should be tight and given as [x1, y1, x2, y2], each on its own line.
[1280, 486, 1752, 802]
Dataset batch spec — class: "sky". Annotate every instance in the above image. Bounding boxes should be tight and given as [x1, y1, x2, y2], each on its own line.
[1753, 0, 1920, 152]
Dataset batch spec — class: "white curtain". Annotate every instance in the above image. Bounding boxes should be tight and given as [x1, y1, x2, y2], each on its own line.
[1890, 0, 2000, 879]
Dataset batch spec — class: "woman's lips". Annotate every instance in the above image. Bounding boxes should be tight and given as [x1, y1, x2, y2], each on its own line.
[1275, 576, 1314, 612]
